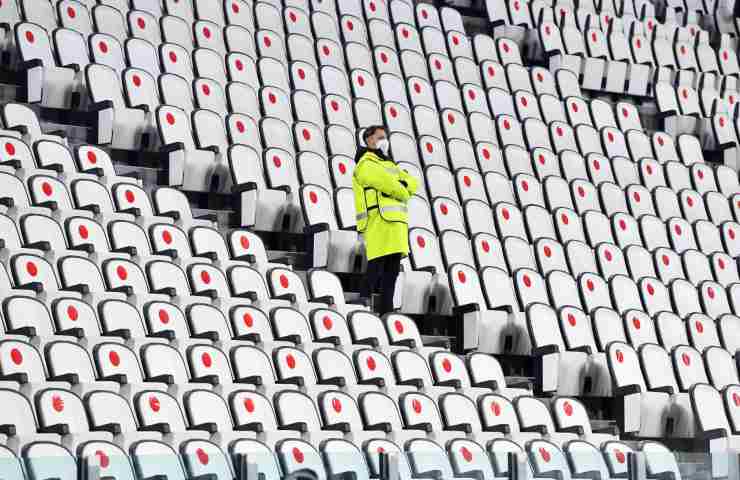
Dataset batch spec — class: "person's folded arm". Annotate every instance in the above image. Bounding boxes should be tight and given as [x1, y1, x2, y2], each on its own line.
[356, 159, 410, 202]
[399, 169, 419, 196]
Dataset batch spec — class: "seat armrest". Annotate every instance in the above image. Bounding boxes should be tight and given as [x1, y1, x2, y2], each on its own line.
[453, 303, 480, 315]
[148, 374, 174, 385]
[571, 345, 593, 355]
[161, 142, 186, 154]
[109, 286, 134, 296]
[231, 182, 258, 194]
[139, 423, 171, 434]
[192, 375, 220, 386]
[196, 251, 218, 261]
[520, 425, 548, 434]
[483, 424, 511, 434]
[473, 379, 499, 391]
[234, 253, 256, 263]
[0, 373, 28, 384]
[101, 373, 127, 384]
[93, 423, 121, 435]
[39, 424, 70, 435]
[113, 246, 137, 256]
[311, 295, 334, 305]
[191, 422, 218, 434]
[324, 422, 351, 433]
[365, 422, 391, 433]
[559, 425, 585, 435]
[437, 379, 461, 389]
[359, 377, 385, 387]
[235, 422, 264, 433]
[279, 422, 308, 433]
[152, 287, 177, 297]
[407, 422, 433, 433]
[274, 293, 297, 303]
[64, 284, 90, 295]
[533, 345, 560, 356]
[446, 423, 472, 434]
[194, 289, 219, 300]
[196, 213, 218, 222]
[319, 376, 346, 387]
[158, 210, 180, 220]
[398, 378, 423, 389]
[7, 326, 36, 337]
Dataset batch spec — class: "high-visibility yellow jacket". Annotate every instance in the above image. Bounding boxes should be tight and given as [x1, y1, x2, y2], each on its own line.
[352, 148, 418, 261]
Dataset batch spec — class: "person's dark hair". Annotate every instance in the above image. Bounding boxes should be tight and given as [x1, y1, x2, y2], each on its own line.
[362, 125, 386, 143]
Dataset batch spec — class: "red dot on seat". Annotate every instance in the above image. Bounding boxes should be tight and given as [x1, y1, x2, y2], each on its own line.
[4, 142, 14, 155]
[538, 154, 545, 165]
[309, 191, 318, 204]
[421, 9, 428, 18]
[481, 240, 490, 253]
[442, 358, 452, 372]
[662, 254, 669, 265]
[235, 59, 244, 71]
[522, 275, 531, 287]
[544, 246, 552, 257]
[593, 159, 600, 170]
[412, 398, 422, 413]
[366, 356, 376, 370]
[52, 395, 64, 412]
[468, 89, 476, 100]
[196, 448, 209, 466]
[457, 270, 466, 283]
[492, 401, 501, 415]
[561, 214, 569, 225]
[380, 52, 388, 63]
[10, 348, 22, 365]
[302, 129, 311, 140]
[286, 354, 296, 369]
[323, 315, 333, 330]
[657, 136, 664, 146]
[98, 41, 108, 53]
[149, 395, 160, 411]
[675, 224, 682, 235]
[125, 189, 135, 203]
[447, 113, 455, 124]
[647, 284, 655, 295]
[426, 142, 433, 153]
[42, 182, 52, 196]
[402, 28, 409, 38]
[268, 93, 276, 104]
[604, 250, 612, 261]
[567, 314, 576, 326]
[564, 401, 573, 416]
[202, 352, 212, 367]
[708, 287, 715, 299]
[292, 447, 304, 463]
[323, 45, 330, 56]
[440, 203, 448, 215]
[615, 450, 626, 464]
[697, 169, 704, 179]
[521, 180, 528, 191]
[734, 393, 740, 406]
[272, 155, 281, 167]
[346, 20, 353, 30]
[289, 12, 297, 22]
[636, 39, 641, 48]
[232, 2, 240, 13]
[682, 89, 688, 99]
[26, 262, 37, 276]
[414, 83, 421, 93]
[162, 230, 173, 244]
[280, 274, 289, 288]
[452, 35, 459, 45]
[502, 42, 510, 53]
[331, 100, 339, 111]
[633, 317, 641, 329]
[25, 30, 34, 43]
[108, 350, 120, 366]
[646, 165, 653, 175]
[502, 208, 509, 220]
[719, 258, 726, 269]
[461, 446, 472, 462]
[682, 353, 690, 366]
[67, 305, 78, 321]
[556, 127, 563, 136]
[236, 121, 245, 133]
[132, 74, 142, 87]
[622, 108, 628, 117]
[67, 7, 76, 18]
[488, 66, 495, 77]
[578, 186, 585, 197]
[619, 219, 626, 230]
[504, 120, 511, 130]
[116, 265, 127, 280]
[587, 279, 594, 291]
[264, 36, 272, 47]
[200, 270, 211, 284]
[417, 236, 426, 248]
[243, 312, 253, 327]
[169, 50, 178, 62]
[696, 321, 704, 333]
[202, 84, 211, 96]
[633, 191, 640, 203]
[434, 59, 442, 70]
[521, 97, 528, 107]
[540, 448, 550, 462]
[332, 397, 342, 412]
[166, 113, 175, 125]
[137, 17, 145, 29]
[244, 397, 254, 412]
[571, 102, 578, 112]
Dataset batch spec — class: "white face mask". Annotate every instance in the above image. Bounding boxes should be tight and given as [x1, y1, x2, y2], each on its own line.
[376, 138, 390, 156]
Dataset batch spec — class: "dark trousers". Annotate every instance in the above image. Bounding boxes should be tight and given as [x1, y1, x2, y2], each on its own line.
[361, 253, 402, 316]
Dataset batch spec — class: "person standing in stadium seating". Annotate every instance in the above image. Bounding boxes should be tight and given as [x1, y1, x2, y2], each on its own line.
[353, 125, 419, 315]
